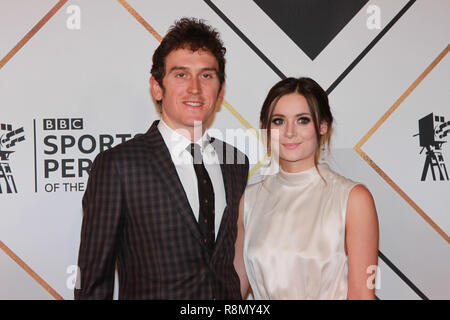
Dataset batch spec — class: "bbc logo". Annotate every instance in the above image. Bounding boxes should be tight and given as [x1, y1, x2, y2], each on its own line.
[1, 123, 13, 131]
[43, 118, 83, 130]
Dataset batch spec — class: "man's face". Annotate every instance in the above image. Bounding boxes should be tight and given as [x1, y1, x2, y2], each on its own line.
[150, 48, 224, 136]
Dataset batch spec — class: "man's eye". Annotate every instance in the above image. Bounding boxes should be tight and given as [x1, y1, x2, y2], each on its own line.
[202, 73, 213, 79]
[175, 73, 186, 78]
[271, 118, 284, 125]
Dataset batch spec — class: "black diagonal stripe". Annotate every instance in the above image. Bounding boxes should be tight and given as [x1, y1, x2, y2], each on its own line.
[205, 0, 416, 96]
[203, 0, 286, 79]
[378, 250, 428, 300]
[326, 0, 416, 94]
[206, 1, 428, 300]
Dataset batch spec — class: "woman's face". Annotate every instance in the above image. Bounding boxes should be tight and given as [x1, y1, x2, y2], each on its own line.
[269, 93, 327, 173]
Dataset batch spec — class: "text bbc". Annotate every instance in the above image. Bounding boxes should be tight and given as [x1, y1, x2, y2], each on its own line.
[43, 118, 83, 130]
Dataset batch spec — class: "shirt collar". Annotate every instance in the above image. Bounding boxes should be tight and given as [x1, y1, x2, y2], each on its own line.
[157, 119, 213, 158]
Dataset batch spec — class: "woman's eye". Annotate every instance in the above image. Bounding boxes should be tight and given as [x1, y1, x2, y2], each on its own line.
[271, 118, 284, 125]
[298, 117, 311, 124]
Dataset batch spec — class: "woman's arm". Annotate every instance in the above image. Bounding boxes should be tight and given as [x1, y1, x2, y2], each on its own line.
[345, 184, 379, 300]
[234, 195, 250, 298]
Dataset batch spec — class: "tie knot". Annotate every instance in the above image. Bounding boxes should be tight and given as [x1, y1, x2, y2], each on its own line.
[189, 143, 203, 164]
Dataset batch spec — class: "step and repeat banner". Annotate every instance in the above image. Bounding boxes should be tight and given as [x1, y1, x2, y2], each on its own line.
[0, 0, 449, 300]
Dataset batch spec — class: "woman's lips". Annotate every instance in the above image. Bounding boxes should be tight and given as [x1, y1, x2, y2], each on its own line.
[282, 143, 301, 150]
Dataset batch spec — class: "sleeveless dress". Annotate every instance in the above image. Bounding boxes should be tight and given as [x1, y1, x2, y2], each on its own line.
[243, 163, 359, 299]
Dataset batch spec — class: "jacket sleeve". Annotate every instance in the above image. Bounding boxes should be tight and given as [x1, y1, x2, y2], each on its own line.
[74, 150, 125, 299]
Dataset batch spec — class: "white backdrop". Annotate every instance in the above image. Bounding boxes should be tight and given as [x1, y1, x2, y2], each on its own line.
[0, 0, 449, 300]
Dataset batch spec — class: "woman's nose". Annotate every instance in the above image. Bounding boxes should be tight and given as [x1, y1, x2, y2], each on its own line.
[284, 121, 296, 138]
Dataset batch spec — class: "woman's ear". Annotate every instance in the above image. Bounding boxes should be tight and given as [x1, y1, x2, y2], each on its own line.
[319, 121, 329, 136]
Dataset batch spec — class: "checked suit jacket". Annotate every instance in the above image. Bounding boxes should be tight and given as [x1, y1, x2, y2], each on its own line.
[74, 120, 249, 299]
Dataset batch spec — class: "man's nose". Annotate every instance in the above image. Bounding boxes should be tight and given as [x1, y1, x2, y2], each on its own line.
[188, 77, 201, 94]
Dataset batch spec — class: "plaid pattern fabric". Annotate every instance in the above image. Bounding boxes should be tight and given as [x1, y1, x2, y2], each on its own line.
[74, 120, 249, 299]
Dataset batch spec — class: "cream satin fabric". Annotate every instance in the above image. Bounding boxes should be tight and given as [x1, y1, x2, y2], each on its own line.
[243, 163, 358, 299]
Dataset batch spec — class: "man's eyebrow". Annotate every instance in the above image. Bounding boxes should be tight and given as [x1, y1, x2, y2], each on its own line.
[168, 66, 187, 73]
[168, 66, 218, 73]
[201, 67, 218, 72]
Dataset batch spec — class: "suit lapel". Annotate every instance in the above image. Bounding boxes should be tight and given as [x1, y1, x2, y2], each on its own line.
[144, 125, 238, 257]
[211, 138, 234, 208]
[211, 139, 235, 253]
[144, 121, 203, 244]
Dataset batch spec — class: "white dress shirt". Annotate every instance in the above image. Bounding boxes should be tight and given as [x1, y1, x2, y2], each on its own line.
[158, 120, 226, 239]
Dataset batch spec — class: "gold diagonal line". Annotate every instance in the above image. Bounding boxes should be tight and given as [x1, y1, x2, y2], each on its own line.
[355, 44, 450, 244]
[249, 158, 265, 178]
[221, 99, 254, 131]
[0, 0, 68, 70]
[0, 241, 64, 299]
[118, 0, 256, 135]
[356, 44, 450, 150]
[354, 148, 449, 243]
[117, 0, 162, 42]
[0, 0, 67, 300]
[118, 0, 265, 177]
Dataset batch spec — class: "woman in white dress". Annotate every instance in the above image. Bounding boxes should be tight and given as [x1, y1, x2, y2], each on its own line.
[234, 77, 379, 300]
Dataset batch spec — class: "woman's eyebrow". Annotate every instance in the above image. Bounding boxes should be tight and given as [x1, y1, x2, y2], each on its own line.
[271, 112, 311, 117]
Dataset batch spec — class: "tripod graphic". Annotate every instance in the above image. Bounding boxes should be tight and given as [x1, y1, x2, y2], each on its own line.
[413, 113, 449, 181]
[0, 123, 25, 193]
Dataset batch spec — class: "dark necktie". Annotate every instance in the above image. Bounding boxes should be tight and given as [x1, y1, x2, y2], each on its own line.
[189, 143, 215, 257]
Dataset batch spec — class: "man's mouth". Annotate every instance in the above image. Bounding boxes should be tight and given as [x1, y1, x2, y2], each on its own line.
[184, 101, 203, 107]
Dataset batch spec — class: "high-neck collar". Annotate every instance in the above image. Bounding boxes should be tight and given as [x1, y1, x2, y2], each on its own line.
[277, 163, 328, 187]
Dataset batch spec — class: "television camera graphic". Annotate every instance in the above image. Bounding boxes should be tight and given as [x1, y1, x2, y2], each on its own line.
[0, 123, 25, 193]
[413, 113, 449, 181]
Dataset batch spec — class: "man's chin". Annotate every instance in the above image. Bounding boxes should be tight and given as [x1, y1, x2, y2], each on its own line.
[184, 118, 207, 128]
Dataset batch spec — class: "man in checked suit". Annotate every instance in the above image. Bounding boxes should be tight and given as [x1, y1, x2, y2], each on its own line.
[74, 18, 249, 299]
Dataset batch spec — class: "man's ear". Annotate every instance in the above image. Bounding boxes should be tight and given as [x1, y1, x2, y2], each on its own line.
[150, 76, 163, 102]
[319, 120, 328, 136]
[216, 81, 226, 106]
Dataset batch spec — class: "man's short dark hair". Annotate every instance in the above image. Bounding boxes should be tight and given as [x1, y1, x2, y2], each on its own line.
[151, 17, 226, 99]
